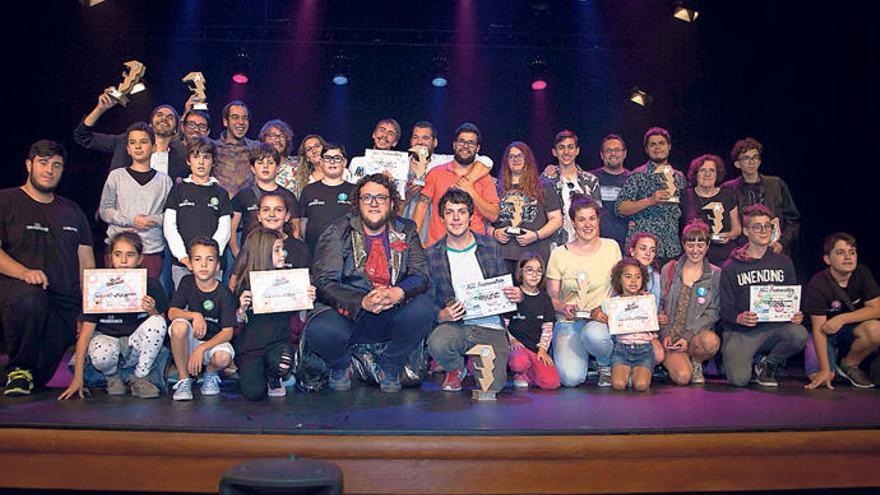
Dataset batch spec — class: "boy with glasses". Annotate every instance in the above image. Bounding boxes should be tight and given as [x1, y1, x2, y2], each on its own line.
[298, 143, 357, 251]
[719, 204, 807, 387]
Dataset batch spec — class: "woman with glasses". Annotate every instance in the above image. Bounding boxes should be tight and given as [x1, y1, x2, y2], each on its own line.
[659, 220, 722, 385]
[489, 142, 563, 273]
[682, 154, 741, 265]
[298, 143, 357, 251]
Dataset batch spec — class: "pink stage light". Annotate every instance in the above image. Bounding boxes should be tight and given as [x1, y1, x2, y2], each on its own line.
[531, 79, 548, 91]
[232, 73, 249, 84]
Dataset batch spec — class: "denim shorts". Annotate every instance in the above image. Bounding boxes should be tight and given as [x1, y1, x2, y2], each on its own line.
[610, 341, 654, 369]
[828, 323, 858, 357]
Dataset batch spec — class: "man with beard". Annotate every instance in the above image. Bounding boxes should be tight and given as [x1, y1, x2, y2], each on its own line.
[180, 109, 211, 145]
[0, 140, 96, 396]
[74, 88, 189, 180]
[213, 100, 259, 198]
[590, 134, 632, 249]
[412, 122, 500, 246]
[304, 173, 433, 393]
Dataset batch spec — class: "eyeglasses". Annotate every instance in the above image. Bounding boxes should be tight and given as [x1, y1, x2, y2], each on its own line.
[455, 139, 478, 148]
[184, 122, 209, 132]
[749, 223, 773, 232]
[264, 133, 285, 141]
[359, 193, 390, 205]
[322, 155, 345, 164]
[603, 148, 625, 154]
[738, 154, 760, 163]
[522, 267, 544, 275]
[507, 154, 525, 162]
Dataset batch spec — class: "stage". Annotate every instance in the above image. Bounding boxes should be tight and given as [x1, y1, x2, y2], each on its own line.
[2, 375, 880, 494]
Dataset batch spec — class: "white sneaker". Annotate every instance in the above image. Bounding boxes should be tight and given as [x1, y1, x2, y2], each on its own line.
[597, 366, 612, 387]
[173, 378, 193, 401]
[267, 377, 286, 398]
[200, 372, 221, 396]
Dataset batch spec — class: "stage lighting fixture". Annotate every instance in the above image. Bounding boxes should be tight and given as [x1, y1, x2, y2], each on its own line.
[331, 52, 351, 86]
[530, 58, 548, 91]
[673, 1, 699, 22]
[231, 48, 249, 84]
[629, 88, 653, 107]
[431, 55, 449, 88]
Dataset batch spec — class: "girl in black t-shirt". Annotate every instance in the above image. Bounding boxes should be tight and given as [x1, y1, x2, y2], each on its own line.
[60, 232, 168, 400]
[231, 228, 316, 400]
[504, 253, 561, 390]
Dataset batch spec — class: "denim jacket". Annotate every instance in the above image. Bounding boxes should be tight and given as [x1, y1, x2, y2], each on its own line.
[659, 257, 721, 341]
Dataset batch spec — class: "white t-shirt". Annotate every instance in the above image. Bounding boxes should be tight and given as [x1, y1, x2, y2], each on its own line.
[150, 151, 169, 176]
[447, 242, 504, 330]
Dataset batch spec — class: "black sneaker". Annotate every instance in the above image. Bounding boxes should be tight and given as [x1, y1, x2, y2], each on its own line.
[837, 362, 875, 389]
[753, 357, 779, 387]
[3, 368, 34, 397]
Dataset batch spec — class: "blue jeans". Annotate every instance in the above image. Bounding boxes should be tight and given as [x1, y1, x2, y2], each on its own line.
[611, 341, 654, 369]
[552, 320, 613, 387]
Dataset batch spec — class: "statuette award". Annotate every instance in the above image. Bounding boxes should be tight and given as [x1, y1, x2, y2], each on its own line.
[465, 344, 497, 401]
[182, 71, 208, 110]
[107, 60, 146, 107]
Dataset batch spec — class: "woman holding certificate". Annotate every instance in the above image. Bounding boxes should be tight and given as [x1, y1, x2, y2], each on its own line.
[658, 220, 722, 385]
[546, 195, 621, 387]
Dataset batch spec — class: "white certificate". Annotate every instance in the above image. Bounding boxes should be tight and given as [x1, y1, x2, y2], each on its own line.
[750, 285, 801, 323]
[250, 269, 313, 314]
[364, 149, 411, 199]
[83, 268, 147, 314]
[606, 295, 659, 335]
[453, 274, 517, 320]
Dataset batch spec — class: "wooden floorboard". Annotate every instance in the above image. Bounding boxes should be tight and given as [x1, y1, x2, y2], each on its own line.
[2, 428, 880, 494]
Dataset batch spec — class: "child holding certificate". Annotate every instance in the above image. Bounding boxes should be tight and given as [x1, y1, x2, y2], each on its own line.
[59, 233, 168, 400]
[167, 237, 238, 401]
[504, 253, 560, 390]
[608, 258, 659, 392]
[232, 228, 316, 400]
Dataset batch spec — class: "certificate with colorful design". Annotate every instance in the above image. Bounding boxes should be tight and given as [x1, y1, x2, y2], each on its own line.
[453, 274, 517, 320]
[250, 269, 313, 314]
[83, 269, 147, 314]
[750, 285, 801, 323]
[606, 295, 659, 335]
[364, 149, 410, 199]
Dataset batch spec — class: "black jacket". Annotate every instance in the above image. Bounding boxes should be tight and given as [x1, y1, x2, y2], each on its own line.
[721, 174, 800, 251]
[311, 214, 430, 321]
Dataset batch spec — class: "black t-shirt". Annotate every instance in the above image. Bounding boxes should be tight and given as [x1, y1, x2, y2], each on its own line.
[82, 278, 168, 337]
[805, 265, 880, 318]
[683, 187, 738, 265]
[299, 181, 356, 250]
[231, 184, 300, 236]
[589, 167, 631, 248]
[164, 181, 233, 264]
[126, 167, 157, 187]
[234, 282, 292, 356]
[506, 291, 556, 353]
[169, 274, 238, 340]
[0, 188, 93, 296]
[495, 182, 561, 263]
[283, 236, 311, 269]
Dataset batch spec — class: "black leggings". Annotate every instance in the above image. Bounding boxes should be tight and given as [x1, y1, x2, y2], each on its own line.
[238, 341, 292, 401]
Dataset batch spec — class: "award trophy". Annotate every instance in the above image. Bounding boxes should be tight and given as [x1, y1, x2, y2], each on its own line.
[562, 274, 591, 319]
[655, 165, 679, 203]
[107, 60, 146, 107]
[465, 344, 497, 401]
[408, 145, 429, 186]
[504, 195, 526, 236]
[702, 202, 726, 242]
[769, 217, 781, 245]
[182, 71, 208, 110]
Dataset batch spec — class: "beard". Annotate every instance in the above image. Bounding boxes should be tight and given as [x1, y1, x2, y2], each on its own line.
[28, 173, 57, 194]
[361, 208, 394, 231]
[454, 151, 475, 166]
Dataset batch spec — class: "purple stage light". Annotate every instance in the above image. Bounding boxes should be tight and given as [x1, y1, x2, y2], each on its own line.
[232, 73, 249, 84]
[531, 80, 548, 91]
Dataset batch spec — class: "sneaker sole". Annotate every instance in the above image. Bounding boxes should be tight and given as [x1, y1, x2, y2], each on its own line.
[3, 388, 31, 397]
[441, 385, 462, 392]
[837, 368, 875, 389]
[200, 389, 221, 396]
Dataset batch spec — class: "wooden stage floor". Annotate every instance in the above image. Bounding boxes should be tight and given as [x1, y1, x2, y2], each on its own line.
[2, 376, 880, 494]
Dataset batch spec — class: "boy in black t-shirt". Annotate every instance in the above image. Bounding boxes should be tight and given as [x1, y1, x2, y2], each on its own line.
[167, 237, 237, 401]
[299, 143, 356, 250]
[804, 233, 880, 389]
[163, 137, 233, 288]
[229, 143, 300, 257]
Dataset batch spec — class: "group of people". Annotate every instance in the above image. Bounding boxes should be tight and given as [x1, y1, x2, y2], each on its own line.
[1, 90, 878, 403]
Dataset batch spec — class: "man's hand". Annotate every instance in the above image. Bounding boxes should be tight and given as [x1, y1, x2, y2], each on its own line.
[188, 345, 206, 376]
[652, 189, 671, 204]
[133, 215, 158, 231]
[439, 300, 466, 322]
[736, 311, 758, 327]
[561, 303, 578, 320]
[361, 290, 387, 314]
[405, 179, 423, 202]
[454, 175, 476, 195]
[22, 269, 49, 289]
[543, 165, 559, 177]
[821, 315, 845, 335]
[95, 89, 117, 114]
[791, 311, 804, 325]
[180, 257, 192, 271]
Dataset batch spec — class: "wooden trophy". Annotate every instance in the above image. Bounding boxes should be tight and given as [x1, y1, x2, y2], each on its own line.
[504, 195, 526, 236]
[702, 201, 725, 242]
[107, 60, 146, 107]
[563, 273, 591, 319]
[654, 165, 679, 203]
[182, 71, 208, 110]
[408, 145, 430, 186]
[465, 344, 497, 401]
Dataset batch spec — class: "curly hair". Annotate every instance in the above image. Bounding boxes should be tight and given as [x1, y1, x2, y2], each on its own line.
[352, 173, 400, 219]
[259, 119, 294, 157]
[687, 153, 726, 186]
[611, 257, 649, 296]
[730, 137, 763, 164]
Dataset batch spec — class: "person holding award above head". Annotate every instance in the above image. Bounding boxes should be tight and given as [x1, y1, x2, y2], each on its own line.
[489, 141, 562, 273]
[545, 195, 621, 388]
[305, 173, 433, 393]
[682, 154, 741, 266]
[616, 127, 687, 265]
[719, 204, 807, 387]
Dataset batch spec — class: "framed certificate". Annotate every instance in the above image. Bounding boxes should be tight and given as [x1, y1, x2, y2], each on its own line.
[250, 268, 313, 314]
[453, 274, 517, 320]
[750, 285, 801, 323]
[606, 295, 659, 335]
[83, 268, 147, 314]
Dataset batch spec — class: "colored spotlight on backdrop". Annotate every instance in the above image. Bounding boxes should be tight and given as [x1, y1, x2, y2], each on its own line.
[332, 52, 351, 86]
[231, 49, 249, 84]
[629, 88, 653, 107]
[530, 58, 548, 91]
[673, 1, 700, 22]
[431, 55, 449, 88]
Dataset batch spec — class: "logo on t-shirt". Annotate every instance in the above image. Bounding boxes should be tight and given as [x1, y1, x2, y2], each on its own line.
[337, 192, 350, 203]
[179, 200, 196, 208]
[25, 222, 49, 233]
[203, 299, 215, 311]
[62, 226, 79, 233]
[209, 197, 220, 210]
[308, 199, 325, 207]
